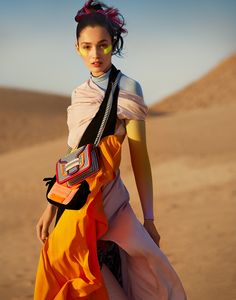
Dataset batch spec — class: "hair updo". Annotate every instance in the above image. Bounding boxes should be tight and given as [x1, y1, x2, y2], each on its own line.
[74, 0, 128, 57]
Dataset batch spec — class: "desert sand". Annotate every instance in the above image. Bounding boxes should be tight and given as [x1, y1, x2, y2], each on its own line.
[0, 53, 235, 300]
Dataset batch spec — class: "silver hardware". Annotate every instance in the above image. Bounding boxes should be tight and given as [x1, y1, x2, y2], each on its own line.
[65, 157, 82, 171]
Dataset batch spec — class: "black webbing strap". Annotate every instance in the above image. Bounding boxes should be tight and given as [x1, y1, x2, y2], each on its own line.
[78, 64, 120, 147]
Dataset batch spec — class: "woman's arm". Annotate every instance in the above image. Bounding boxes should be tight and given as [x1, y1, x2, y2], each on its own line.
[125, 119, 154, 220]
[125, 119, 160, 246]
[36, 203, 58, 244]
[36, 145, 72, 244]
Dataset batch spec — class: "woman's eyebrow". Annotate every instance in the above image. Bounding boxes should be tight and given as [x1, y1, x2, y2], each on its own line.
[98, 39, 108, 43]
[81, 39, 109, 45]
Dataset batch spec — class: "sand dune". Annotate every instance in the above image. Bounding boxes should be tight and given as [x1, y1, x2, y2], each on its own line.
[0, 87, 70, 154]
[0, 54, 236, 300]
[150, 53, 236, 113]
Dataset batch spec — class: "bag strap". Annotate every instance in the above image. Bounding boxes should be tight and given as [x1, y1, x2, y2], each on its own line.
[94, 71, 121, 146]
[78, 64, 121, 148]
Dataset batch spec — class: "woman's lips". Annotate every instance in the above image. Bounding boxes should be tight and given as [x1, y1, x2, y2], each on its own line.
[92, 61, 102, 67]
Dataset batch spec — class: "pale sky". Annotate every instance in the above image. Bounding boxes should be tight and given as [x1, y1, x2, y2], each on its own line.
[0, 0, 235, 104]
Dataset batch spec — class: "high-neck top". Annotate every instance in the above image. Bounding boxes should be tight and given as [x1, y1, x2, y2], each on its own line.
[90, 68, 112, 91]
[90, 67, 143, 97]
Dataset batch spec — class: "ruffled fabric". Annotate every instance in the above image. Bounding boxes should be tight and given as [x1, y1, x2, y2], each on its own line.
[67, 78, 148, 149]
[34, 135, 122, 300]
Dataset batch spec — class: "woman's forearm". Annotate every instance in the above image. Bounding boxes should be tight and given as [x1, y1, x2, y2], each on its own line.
[47, 203, 58, 214]
[129, 144, 154, 220]
[125, 119, 155, 220]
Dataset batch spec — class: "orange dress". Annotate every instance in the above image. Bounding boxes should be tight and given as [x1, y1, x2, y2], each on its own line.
[34, 135, 121, 299]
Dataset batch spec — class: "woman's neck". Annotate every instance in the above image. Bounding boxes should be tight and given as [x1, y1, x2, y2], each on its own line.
[90, 66, 112, 90]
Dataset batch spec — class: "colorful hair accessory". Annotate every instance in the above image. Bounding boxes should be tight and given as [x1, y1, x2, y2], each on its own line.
[75, 0, 127, 33]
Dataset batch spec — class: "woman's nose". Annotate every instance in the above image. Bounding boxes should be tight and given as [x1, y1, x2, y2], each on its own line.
[91, 46, 100, 58]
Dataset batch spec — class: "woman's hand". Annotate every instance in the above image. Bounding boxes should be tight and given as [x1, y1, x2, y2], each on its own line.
[143, 220, 161, 248]
[36, 204, 58, 245]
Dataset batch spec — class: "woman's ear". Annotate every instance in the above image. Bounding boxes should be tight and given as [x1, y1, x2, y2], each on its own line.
[75, 43, 81, 55]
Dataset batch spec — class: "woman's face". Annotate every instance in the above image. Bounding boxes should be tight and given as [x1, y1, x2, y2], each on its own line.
[76, 26, 113, 77]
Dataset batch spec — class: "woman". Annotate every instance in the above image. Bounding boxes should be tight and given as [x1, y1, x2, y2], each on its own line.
[35, 1, 187, 299]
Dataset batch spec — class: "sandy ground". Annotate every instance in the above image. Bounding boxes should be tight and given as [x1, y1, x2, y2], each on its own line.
[0, 99, 235, 299]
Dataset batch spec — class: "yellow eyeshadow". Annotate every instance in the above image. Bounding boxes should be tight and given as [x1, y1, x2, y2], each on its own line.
[78, 44, 112, 56]
[103, 44, 112, 55]
[79, 48, 88, 57]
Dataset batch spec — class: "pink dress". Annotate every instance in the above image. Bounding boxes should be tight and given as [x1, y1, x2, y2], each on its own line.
[66, 77, 187, 299]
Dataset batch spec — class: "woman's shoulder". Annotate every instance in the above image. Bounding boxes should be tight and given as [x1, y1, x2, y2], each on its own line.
[71, 80, 90, 95]
[117, 72, 148, 121]
[119, 73, 143, 98]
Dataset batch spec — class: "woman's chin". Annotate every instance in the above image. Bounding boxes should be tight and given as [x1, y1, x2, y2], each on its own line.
[90, 63, 112, 76]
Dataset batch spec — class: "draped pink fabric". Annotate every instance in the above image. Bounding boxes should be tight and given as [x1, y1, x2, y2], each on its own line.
[67, 78, 148, 149]
[64, 76, 187, 299]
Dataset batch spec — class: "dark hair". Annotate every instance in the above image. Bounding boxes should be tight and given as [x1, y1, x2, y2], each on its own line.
[75, 0, 127, 57]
